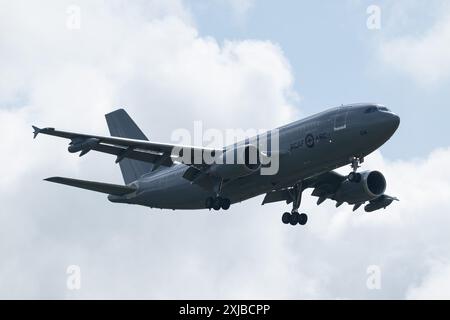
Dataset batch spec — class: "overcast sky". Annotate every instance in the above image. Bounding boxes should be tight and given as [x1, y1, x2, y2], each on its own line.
[1, 0, 450, 299]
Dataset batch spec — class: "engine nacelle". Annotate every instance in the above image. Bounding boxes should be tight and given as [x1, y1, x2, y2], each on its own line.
[334, 170, 386, 204]
[208, 145, 261, 179]
[68, 138, 99, 153]
[364, 195, 397, 212]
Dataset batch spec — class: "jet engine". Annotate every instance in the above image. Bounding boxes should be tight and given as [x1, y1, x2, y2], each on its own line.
[333, 170, 386, 204]
[209, 145, 261, 179]
[68, 138, 99, 154]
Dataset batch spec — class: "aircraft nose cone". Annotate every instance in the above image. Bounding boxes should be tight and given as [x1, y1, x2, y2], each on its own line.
[390, 113, 400, 131]
[373, 112, 400, 141]
[379, 112, 400, 139]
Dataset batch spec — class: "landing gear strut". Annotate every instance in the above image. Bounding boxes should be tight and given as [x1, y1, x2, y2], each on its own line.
[205, 178, 231, 211]
[348, 156, 364, 183]
[281, 182, 308, 226]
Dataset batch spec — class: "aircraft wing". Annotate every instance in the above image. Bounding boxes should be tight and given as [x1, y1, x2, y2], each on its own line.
[306, 171, 346, 200]
[306, 171, 399, 211]
[32, 126, 219, 170]
[262, 171, 344, 205]
[262, 170, 398, 212]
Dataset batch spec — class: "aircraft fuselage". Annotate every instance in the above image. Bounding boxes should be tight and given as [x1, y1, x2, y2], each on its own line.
[110, 103, 400, 209]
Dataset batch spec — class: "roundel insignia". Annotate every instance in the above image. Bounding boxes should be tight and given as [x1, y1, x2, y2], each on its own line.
[305, 134, 315, 148]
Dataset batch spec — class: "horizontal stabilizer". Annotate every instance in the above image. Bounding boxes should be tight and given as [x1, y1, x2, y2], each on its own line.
[44, 177, 136, 196]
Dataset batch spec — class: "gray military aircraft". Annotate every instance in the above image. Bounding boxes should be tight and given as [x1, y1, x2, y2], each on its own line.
[33, 103, 400, 226]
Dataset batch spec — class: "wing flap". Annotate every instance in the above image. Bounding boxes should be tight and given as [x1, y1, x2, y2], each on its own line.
[44, 177, 136, 196]
[262, 189, 293, 205]
[91, 144, 173, 166]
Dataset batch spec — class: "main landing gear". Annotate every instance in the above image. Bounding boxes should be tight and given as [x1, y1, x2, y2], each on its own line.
[281, 182, 308, 226]
[348, 156, 364, 183]
[205, 196, 231, 211]
[205, 178, 231, 211]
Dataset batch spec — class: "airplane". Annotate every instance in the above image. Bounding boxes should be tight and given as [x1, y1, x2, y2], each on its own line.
[33, 103, 400, 226]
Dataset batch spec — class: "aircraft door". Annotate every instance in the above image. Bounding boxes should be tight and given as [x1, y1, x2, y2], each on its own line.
[334, 108, 348, 131]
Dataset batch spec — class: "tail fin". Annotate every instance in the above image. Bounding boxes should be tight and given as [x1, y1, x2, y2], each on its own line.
[105, 109, 153, 184]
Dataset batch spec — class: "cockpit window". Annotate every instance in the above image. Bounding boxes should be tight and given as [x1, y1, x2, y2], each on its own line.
[364, 106, 377, 113]
[364, 106, 390, 113]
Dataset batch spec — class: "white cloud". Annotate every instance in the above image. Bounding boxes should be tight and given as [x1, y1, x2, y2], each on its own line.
[0, 0, 299, 299]
[0, 0, 297, 184]
[226, 0, 255, 16]
[1, 0, 450, 299]
[378, 1, 450, 86]
[407, 262, 450, 299]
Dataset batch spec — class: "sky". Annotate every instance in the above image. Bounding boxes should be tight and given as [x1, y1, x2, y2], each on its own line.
[1, 0, 450, 299]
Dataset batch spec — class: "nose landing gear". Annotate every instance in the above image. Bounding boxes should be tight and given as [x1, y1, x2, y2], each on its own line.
[281, 182, 308, 226]
[348, 156, 364, 183]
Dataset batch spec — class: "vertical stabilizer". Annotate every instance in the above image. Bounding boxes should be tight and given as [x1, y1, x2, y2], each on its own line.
[105, 109, 153, 184]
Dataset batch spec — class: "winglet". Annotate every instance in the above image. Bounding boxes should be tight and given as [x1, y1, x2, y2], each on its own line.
[32, 125, 41, 139]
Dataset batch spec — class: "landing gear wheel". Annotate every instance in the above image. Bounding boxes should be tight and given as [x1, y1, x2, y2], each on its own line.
[282, 212, 291, 224]
[348, 172, 361, 183]
[213, 197, 222, 211]
[289, 212, 300, 225]
[298, 213, 308, 225]
[205, 197, 214, 209]
[221, 198, 231, 210]
[280, 182, 306, 226]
